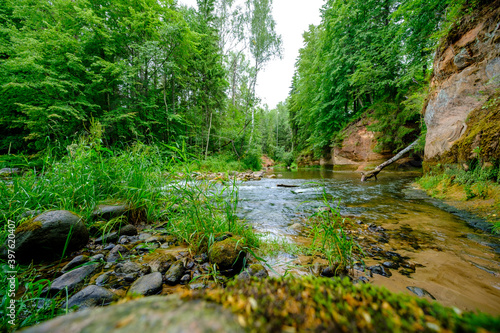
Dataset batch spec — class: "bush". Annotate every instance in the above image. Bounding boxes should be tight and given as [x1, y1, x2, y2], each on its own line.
[242, 150, 262, 171]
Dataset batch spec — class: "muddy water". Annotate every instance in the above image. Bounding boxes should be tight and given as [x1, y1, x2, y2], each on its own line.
[237, 169, 500, 315]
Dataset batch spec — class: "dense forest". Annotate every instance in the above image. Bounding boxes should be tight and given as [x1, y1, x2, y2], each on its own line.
[0, 0, 469, 165]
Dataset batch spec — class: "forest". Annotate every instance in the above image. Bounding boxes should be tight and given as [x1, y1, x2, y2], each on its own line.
[0, 0, 466, 165]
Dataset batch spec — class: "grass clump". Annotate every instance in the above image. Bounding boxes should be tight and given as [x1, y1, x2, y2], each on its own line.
[185, 276, 500, 332]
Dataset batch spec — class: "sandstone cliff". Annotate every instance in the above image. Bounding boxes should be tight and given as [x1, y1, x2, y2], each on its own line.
[424, 0, 500, 165]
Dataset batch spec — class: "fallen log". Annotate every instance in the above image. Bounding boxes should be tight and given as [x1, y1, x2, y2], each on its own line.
[360, 139, 419, 181]
[277, 184, 300, 188]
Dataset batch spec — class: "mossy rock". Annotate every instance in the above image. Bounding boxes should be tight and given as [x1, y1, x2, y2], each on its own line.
[208, 235, 246, 272]
[188, 276, 500, 332]
[3, 210, 89, 263]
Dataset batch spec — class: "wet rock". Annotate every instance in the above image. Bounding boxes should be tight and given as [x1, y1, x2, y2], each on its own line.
[118, 236, 130, 244]
[141, 264, 152, 275]
[195, 253, 209, 263]
[95, 232, 119, 244]
[189, 283, 207, 290]
[64, 285, 117, 310]
[90, 254, 104, 262]
[61, 255, 90, 273]
[406, 286, 436, 300]
[385, 251, 403, 262]
[399, 268, 414, 276]
[120, 225, 138, 236]
[115, 262, 141, 274]
[5, 210, 89, 263]
[368, 265, 392, 277]
[103, 243, 116, 250]
[165, 261, 185, 285]
[124, 273, 139, 282]
[50, 263, 100, 294]
[95, 272, 112, 286]
[149, 253, 176, 273]
[180, 274, 191, 285]
[357, 276, 370, 284]
[321, 264, 347, 278]
[209, 236, 246, 271]
[22, 295, 244, 333]
[106, 245, 129, 263]
[127, 272, 163, 296]
[382, 261, 400, 269]
[92, 204, 129, 221]
[247, 264, 269, 279]
[138, 233, 152, 240]
[0, 167, 21, 177]
[237, 271, 251, 281]
[145, 236, 165, 244]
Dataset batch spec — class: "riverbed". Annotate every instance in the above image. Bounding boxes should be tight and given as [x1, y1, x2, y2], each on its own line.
[237, 169, 500, 315]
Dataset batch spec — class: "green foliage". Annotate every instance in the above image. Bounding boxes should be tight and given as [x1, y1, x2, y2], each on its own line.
[288, 0, 470, 157]
[242, 149, 262, 171]
[192, 276, 500, 332]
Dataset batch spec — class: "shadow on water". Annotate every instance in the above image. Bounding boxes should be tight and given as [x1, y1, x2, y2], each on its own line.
[237, 168, 500, 315]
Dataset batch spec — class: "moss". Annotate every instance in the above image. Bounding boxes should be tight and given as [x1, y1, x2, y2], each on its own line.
[184, 276, 500, 332]
[16, 220, 42, 233]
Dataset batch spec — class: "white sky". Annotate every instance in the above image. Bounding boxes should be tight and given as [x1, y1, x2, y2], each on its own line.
[177, 0, 324, 109]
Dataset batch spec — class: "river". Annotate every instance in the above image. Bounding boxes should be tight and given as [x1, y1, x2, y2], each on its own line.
[237, 169, 500, 315]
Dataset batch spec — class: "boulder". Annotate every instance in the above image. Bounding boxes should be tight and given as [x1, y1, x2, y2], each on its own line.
[164, 261, 185, 285]
[127, 272, 163, 296]
[21, 295, 243, 333]
[50, 263, 101, 294]
[92, 204, 129, 221]
[64, 285, 117, 310]
[208, 236, 246, 271]
[8, 210, 88, 263]
[115, 262, 142, 275]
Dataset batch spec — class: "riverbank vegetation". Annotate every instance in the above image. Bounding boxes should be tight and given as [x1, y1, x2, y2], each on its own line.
[418, 160, 500, 233]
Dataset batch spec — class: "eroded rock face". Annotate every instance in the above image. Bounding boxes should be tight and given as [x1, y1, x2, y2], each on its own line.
[331, 118, 391, 165]
[424, 2, 500, 163]
[23, 295, 244, 333]
[9, 210, 89, 263]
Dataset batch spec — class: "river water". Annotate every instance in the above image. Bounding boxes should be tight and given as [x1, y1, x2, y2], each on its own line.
[237, 169, 500, 315]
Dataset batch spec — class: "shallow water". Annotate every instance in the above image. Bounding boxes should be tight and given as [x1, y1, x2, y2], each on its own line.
[237, 169, 500, 315]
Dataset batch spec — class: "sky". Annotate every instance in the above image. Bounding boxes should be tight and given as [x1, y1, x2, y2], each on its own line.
[177, 0, 324, 109]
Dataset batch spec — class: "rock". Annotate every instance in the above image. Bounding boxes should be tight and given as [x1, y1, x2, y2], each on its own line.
[423, 3, 500, 163]
[149, 253, 176, 273]
[92, 204, 129, 221]
[321, 264, 347, 278]
[61, 255, 90, 273]
[0, 167, 21, 177]
[106, 245, 129, 263]
[382, 261, 400, 269]
[247, 264, 269, 279]
[406, 286, 436, 300]
[95, 232, 119, 244]
[95, 225, 137, 244]
[208, 236, 246, 271]
[115, 262, 142, 274]
[237, 271, 251, 281]
[64, 285, 117, 310]
[368, 265, 392, 277]
[144, 236, 165, 244]
[103, 243, 116, 250]
[90, 254, 104, 262]
[50, 263, 100, 294]
[8, 210, 88, 263]
[22, 295, 244, 333]
[120, 225, 138, 236]
[124, 273, 139, 282]
[164, 261, 185, 285]
[127, 272, 163, 296]
[180, 274, 191, 285]
[95, 272, 112, 286]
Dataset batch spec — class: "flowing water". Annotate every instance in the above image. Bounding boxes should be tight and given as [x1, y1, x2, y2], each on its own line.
[237, 169, 500, 315]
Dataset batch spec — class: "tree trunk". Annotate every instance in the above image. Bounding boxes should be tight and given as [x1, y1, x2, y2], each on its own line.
[205, 110, 213, 159]
[360, 139, 419, 181]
